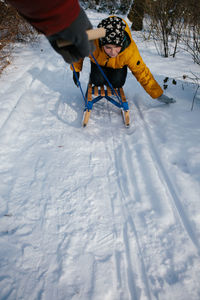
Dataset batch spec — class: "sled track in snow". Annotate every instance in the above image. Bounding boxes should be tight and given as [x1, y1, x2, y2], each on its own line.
[0, 63, 46, 133]
[104, 108, 152, 300]
[103, 97, 200, 299]
[132, 99, 200, 255]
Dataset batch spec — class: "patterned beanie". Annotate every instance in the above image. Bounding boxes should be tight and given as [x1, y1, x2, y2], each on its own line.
[97, 16, 126, 47]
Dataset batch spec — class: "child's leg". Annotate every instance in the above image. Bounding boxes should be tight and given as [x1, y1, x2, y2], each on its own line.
[106, 66, 127, 87]
[89, 62, 106, 86]
[89, 62, 127, 87]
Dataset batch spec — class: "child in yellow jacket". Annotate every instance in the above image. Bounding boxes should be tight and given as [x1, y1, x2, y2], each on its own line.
[71, 16, 175, 104]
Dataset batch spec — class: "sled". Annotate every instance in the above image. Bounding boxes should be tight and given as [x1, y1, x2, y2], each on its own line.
[82, 84, 130, 127]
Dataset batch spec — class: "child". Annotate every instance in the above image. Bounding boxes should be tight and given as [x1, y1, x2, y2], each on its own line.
[71, 16, 175, 104]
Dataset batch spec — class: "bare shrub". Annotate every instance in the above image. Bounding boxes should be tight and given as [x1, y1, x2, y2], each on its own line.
[142, 0, 200, 60]
[180, 0, 200, 65]
[80, 0, 130, 14]
[144, 0, 186, 57]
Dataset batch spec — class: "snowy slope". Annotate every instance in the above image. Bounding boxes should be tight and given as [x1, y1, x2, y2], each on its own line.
[0, 11, 200, 300]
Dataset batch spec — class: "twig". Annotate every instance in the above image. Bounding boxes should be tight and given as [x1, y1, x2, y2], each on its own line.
[191, 85, 199, 111]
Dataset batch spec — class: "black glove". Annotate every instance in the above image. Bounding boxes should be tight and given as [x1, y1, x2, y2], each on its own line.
[47, 8, 94, 64]
[73, 72, 80, 87]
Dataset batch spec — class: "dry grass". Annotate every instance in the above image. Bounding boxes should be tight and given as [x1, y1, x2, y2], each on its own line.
[0, 1, 39, 74]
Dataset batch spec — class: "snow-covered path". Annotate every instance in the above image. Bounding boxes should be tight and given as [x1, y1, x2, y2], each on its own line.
[1, 14, 200, 300]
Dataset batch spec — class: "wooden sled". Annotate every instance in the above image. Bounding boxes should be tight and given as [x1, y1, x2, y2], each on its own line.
[83, 84, 130, 127]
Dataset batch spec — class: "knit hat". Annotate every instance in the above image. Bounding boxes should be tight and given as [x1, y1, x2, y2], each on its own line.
[97, 16, 126, 47]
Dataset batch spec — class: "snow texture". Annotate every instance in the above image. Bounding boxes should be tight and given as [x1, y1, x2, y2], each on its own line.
[0, 11, 200, 300]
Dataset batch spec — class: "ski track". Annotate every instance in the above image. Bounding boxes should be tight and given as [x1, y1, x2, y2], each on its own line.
[101, 109, 152, 300]
[97, 99, 200, 299]
[133, 98, 200, 254]
[1, 38, 200, 300]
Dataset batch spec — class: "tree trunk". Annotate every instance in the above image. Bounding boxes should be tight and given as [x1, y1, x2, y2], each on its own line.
[128, 0, 145, 31]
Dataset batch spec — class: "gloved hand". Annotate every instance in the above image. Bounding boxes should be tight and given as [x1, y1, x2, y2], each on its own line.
[157, 94, 176, 104]
[73, 72, 80, 87]
[47, 8, 94, 64]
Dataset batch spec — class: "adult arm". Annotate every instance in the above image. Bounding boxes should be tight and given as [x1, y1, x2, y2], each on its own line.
[7, 0, 94, 63]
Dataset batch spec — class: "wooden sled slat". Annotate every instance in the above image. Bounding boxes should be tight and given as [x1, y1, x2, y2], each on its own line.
[119, 88, 126, 102]
[121, 110, 130, 127]
[107, 86, 112, 96]
[94, 86, 98, 96]
[88, 83, 92, 101]
[124, 110, 130, 127]
[100, 85, 105, 96]
[114, 88, 119, 96]
[119, 88, 130, 127]
[83, 110, 91, 127]
[82, 84, 93, 127]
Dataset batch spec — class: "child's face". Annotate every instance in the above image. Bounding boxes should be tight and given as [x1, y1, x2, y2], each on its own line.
[103, 44, 122, 58]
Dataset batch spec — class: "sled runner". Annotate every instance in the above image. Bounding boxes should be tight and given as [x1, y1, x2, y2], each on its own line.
[83, 84, 130, 127]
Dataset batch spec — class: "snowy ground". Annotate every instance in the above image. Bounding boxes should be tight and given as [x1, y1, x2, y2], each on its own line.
[0, 11, 200, 300]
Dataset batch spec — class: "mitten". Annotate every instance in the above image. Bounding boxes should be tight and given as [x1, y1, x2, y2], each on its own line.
[47, 8, 94, 63]
[157, 94, 176, 104]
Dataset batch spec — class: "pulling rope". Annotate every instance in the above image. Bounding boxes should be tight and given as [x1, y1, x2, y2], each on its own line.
[72, 56, 123, 107]
[91, 54, 123, 105]
[71, 63, 87, 105]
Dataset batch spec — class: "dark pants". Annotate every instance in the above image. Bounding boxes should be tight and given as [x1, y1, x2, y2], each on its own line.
[89, 61, 127, 88]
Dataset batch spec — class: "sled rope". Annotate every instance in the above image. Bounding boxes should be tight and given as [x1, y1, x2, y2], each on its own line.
[72, 56, 124, 107]
[91, 54, 123, 105]
[71, 63, 87, 105]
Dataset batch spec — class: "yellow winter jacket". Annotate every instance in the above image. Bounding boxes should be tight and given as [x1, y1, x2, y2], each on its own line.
[71, 18, 163, 99]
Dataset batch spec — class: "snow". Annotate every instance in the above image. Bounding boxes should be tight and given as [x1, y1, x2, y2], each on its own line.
[0, 10, 200, 300]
